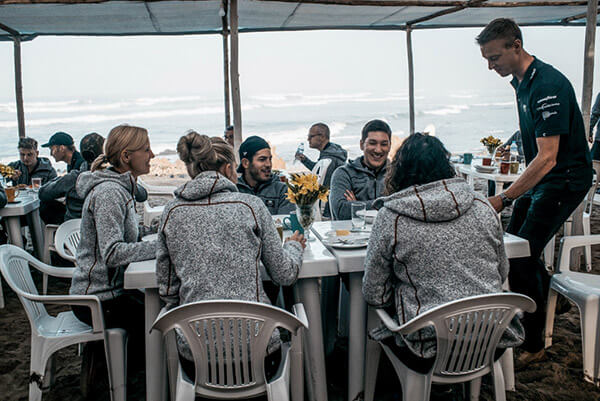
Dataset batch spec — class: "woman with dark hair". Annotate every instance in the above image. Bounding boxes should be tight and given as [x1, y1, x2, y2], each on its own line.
[362, 133, 524, 373]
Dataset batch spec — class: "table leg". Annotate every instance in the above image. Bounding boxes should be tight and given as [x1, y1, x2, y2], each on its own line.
[348, 272, 367, 401]
[27, 209, 45, 260]
[5, 216, 24, 248]
[494, 181, 505, 196]
[144, 288, 167, 401]
[295, 278, 328, 401]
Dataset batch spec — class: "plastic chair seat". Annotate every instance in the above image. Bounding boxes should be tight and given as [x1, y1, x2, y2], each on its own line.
[35, 311, 94, 337]
[552, 272, 600, 299]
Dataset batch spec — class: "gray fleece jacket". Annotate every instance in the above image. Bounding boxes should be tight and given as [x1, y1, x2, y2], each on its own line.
[237, 174, 295, 215]
[330, 156, 387, 220]
[362, 178, 524, 359]
[39, 161, 149, 222]
[70, 169, 156, 301]
[157, 171, 303, 360]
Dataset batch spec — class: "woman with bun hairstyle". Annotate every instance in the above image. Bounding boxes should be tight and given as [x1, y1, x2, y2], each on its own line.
[156, 131, 305, 375]
[70, 124, 157, 388]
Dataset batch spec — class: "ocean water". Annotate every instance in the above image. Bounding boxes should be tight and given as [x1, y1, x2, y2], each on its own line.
[0, 90, 519, 169]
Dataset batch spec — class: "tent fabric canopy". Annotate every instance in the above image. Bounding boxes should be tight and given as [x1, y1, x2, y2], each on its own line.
[0, 0, 596, 40]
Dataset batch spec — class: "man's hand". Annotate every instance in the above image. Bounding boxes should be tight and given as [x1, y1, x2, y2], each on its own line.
[286, 230, 307, 249]
[295, 152, 306, 162]
[487, 195, 503, 213]
[344, 190, 357, 202]
[10, 170, 21, 182]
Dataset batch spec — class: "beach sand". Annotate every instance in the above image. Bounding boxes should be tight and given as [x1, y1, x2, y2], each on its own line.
[1, 175, 599, 401]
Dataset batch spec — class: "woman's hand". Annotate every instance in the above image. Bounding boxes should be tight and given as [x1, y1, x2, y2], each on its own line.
[286, 230, 307, 249]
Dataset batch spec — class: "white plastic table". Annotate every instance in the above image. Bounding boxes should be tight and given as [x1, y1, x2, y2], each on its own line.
[456, 163, 522, 196]
[0, 193, 44, 308]
[311, 220, 531, 401]
[124, 233, 337, 401]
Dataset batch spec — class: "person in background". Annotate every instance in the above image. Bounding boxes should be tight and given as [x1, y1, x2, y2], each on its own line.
[590, 93, 600, 160]
[42, 131, 84, 172]
[295, 122, 348, 217]
[237, 135, 295, 215]
[330, 119, 391, 220]
[39, 132, 148, 222]
[224, 125, 234, 147]
[0, 186, 6, 208]
[478, 18, 592, 365]
[8, 137, 57, 186]
[70, 124, 157, 394]
[157, 132, 305, 378]
[363, 132, 524, 376]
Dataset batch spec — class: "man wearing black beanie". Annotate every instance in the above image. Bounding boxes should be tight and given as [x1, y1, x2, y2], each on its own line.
[236, 136, 294, 215]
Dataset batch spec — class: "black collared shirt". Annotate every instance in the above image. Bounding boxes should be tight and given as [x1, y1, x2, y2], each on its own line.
[511, 57, 592, 191]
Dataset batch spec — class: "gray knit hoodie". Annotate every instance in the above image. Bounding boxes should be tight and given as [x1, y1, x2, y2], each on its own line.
[70, 169, 156, 301]
[157, 171, 303, 360]
[362, 178, 524, 359]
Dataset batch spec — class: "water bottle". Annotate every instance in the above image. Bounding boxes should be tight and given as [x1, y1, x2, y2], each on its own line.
[509, 141, 518, 162]
[294, 142, 304, 164]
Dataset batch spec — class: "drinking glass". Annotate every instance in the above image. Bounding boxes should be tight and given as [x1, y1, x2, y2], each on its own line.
[351, 201, 366, 230]
[32, 177, 42, 192]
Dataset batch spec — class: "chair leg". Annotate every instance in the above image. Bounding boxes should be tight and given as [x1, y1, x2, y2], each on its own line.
[382, 344, 432, 401]
[364, 338, 381, 401]
[29, 340, 49, 401]
[584, 216, 592, 272]
[499, 348, 515, 391]
[491, 360, 507, 401]
[42, 274, 48, 296]
[543, 236, 556, 272]
[545, 289, 558, 348]
[469, 377, 481, 401]
[579, 297, 600, 385]
[104, 329, 127, 401]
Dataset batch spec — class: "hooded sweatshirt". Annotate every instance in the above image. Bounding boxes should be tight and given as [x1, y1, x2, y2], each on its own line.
[39, 161, 149, 222]
[9, 157, 57, 186]
[157, 171, 303, 360]
[362, 178, 524, 359]
[70, 168, 156, 301]
[237, 173, 295, 215]
[330, 156, 387, 220]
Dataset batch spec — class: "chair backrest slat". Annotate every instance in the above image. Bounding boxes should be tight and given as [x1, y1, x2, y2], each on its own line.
[240, 318, 250, 385]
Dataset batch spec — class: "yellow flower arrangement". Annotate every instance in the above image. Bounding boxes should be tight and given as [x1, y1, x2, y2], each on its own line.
[286, 173, 329, 206]
[480, 135, 503, 154]
[0, 163, 15, 178]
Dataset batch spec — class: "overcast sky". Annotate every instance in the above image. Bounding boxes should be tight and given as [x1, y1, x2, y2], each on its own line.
[0, 26, 599, 102]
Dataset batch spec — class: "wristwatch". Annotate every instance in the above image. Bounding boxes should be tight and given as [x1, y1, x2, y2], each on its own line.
[499, 192, 514, 208]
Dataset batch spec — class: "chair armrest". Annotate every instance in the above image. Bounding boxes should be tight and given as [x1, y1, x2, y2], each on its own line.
[375, 308, 401, 332]
[292, 303, 309, 329]
[376, 308, 434, 336]
[29, 258, 75, 279]
[18, 292, 105, 333]
[557, 234, 600, 272]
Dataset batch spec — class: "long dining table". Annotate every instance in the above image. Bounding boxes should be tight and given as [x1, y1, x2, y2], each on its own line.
[124, 230, 338, 401]
[311, 220, 531, 401]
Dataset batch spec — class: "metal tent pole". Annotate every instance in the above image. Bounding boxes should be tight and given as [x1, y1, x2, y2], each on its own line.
[13, 35, 26, 138]
[406, 25, 415, 135]
[229, 0, 242, 154]
[221, 1, 232, 128]
[581, 0, 598, 141]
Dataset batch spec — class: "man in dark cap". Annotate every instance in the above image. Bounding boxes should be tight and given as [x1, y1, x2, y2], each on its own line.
[9, 137, 57, 185]
[39, 132, 148, 223]
[42, 131, 84, 172]
[236, 135, 294, 215]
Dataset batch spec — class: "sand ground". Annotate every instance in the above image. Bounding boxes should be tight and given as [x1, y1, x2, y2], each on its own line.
[1, 175, 599, 401]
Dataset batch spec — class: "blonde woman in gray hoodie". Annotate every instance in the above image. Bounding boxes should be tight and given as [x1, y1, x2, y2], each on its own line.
[156, 132, 305, 377]
[70, 124, 157, 391]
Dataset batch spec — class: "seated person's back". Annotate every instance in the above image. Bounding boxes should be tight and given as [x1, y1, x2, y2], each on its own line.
[362, 133, 524, 362]
[157, 132, 306, 362]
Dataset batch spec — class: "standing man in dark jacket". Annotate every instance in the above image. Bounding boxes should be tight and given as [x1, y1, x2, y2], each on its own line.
[42, 131, 84, 172]
[589, 93, 600, 160]
[478, 18, 592, 365]
[330, 120, 391, 220]
[8, 137, 57, 186]
[237, 136, 295, 215]
[296, 123, 348, 217]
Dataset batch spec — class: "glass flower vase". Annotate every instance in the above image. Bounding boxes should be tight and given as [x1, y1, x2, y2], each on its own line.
[296, 204, 315, 241]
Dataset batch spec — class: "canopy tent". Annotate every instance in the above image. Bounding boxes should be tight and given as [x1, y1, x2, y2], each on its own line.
[0, 0, 597, 39]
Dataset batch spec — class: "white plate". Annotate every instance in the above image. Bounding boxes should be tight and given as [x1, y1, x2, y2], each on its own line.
[322, 232, 370, 249]
[356, 209, 378, 224]
[474, 164, 497, 173]
[328, 241, 368, 249]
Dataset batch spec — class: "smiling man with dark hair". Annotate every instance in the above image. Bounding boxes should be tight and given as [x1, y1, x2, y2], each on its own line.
[329, 119, 391, 220]
[478, 18, 592, 366]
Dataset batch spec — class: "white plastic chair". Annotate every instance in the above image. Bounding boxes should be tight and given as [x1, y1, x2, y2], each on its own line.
[54, 218, 81, 263]
[0, 244, 127, 401]
[311, 158, 332, 186]
[545, 234, 600, 386]
[364, 293, 535, 401]
[137, 178, 174, 226]
[151, 300, 308, 401]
